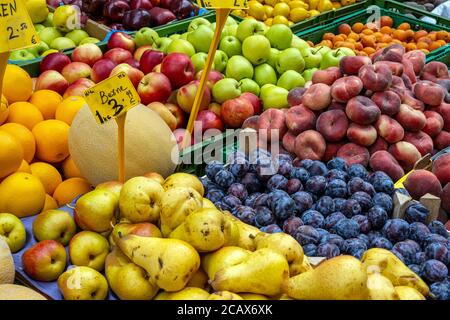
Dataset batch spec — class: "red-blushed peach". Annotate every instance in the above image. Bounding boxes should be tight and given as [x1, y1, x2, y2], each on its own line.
[371, 91, 401, 116]
[337, 143, 370, 166]
[404, 169, 442, 200]
[371, 48, 383, 63]
[374, 115, 404, 144]
[374, 61, 403, 76]
[390, 75, 408, 98]
[339, 56, 372, 75]
[401, 91, 425, 111]
[432, 153, 450, 185]
[346, 123, 377, 147]
[242, 115, 260, 130]
[403, 131, 434, 156]
[369, 137, 388, 155]
[285, 105, 317, 135]
[294, 130, 326, 161]
[328, 101, 346, 112]
[302, 83, 332, 111]
[396, 104, 426, 132]
[359, 63, 392, 92]
[316, 110, 349, 142]
[435, 103, 450, 132]
[288, 87, 307, 107]
[257, 109, 287, 142]
[404, 50, 426, 75]
[282, 131, 297, 154]
[346, 96, 381, 125]
[312, 67, 342, 85]
[423, 111, 444, 138]
[434, 131, 450, 150]
[440, 182, 450, 213]
[421, 61, 450, 82]
[388, 141, 421, 172]
[402, 74, 413, 91]
[369, 150, 405, 181]
[323, 142, 346, 163]
[330, 76, 363, 103]
[375, 44, 405, 63]
[414, 81, 445, 107]
[402, 58, 416, 85]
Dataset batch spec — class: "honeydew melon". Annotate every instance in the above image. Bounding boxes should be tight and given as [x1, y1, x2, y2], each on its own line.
[0, 284, 47, 300]
[0, 238, 14, 284]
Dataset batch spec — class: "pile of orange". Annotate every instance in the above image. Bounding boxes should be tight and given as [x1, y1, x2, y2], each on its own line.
[316, 16, 450, 57]
[0, 64, 92, 218]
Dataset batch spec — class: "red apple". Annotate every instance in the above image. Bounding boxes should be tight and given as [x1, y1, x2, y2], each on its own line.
[36, 70, 69, 95]
[107, 31, 136, 53]
[140, 50, 165, 75]
[176, 80, 211, 114]
[110, 63, 144, 88]
[240, 92, 262, 115]
[208, 102, 221, 117]
[133, 45, 153, 61]
[137, 72, 172, 104]
[221, 97, 254, 128]
[160, 53, 195, 89]
[22, 240, 66, 281]
[166, 103, 186, 129]
[71, 43, 103, 66]
[63, 78, 95, 98]
[61, 62, 92, 84]
[91, 58, 117, 83]
[196, 110, 224, 133]
[195, 70, 224, 89]
[104, 48, 133, 65]
[124, 57, 140, 69]
[40, 52, 71, 73]
[131, 0, 153, 10]
[153, 63, 161, 73]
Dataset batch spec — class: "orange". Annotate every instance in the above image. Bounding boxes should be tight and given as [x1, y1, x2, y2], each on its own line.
[0, 123, 36, 163]
[380, 16, 393, 28]
[41, 194, 58, 212]
[0, 95, 8, 125]
[28, 90, 63, 120]
[7, 102, 43, 130]
[0, 172, 46, 218]
[3, 65, 33, 103]
[398, 22, 411, 30]
[55, 96, 86, 125]
[53, 177, 92, 206]
[16, 160, 31, 173]
[29, 162, 62, 196]
[62, 156, 83, 179]
[0, 131, 23, 178]
[352, 22, 365, 33]
[32, 120, 70, 163]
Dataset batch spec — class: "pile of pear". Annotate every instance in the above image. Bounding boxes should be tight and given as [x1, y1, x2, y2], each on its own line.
[58, 172, 430, 300]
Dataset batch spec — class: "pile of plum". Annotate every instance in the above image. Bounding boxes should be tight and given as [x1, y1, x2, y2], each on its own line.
[202, 150, 450, 300]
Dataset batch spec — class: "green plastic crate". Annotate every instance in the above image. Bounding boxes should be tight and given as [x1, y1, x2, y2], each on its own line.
[427, 44, 450, 65]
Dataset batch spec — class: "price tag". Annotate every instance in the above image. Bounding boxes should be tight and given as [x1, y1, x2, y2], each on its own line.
[0, 0, 39, 52]
[196, 0, 248, 9]
[84, 72, 141, 125]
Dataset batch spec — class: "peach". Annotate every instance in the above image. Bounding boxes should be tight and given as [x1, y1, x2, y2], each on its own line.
[369, 137, 388, 155]
[371, 90, 401, 116]
[374, 115, 404, 144]
[373, 61, 403, 76]
[403, 131, 434, 156]
[328, 101, 346, 112]
[285, 105, 317, 135]
[294, 130, 326, 161]
[432, 153, 450, 185]
[396, 104, 426, 132]
[346, 96, 381, 125]
[434, 131, 450, 150]
[390, 75, 408, 98]
[375, 44, 405, 63]
[369, 150, 405, 181]
[414, 81, 445, 107]
[421, 61, 450, 82]
[389, 141, 421, 171]
[287, 87, 307, 107]
[323, 142, 345, 163]
[302, 83, 332, 111]
[423, 111, 444, 138]
[359, 63, 392, 92]
[436, 102, 450, 131]
[316, 110, 349, 142]
[312, 67, 342, 85]
[282, 131, 297, 154]
[401, 91, 424, 111]
[242, 115, 260, 130]
[330, 76, 363, 103]
[339, 56, 372, 75]
[403, 50, 426, 75]
[402, 58, 417, 85]
[403, 170, 442, 199]
[401, 74, 413, 91]
[337, 143, 370, 166]
[258, 109, 287, 142]
[346, 123, 377, 147]
[440, 182, 450, 213]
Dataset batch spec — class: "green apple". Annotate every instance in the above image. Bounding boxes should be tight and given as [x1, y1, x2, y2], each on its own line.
[169, 34, 181, 40]
[180, 32, 189, 40]
[239, 78, 260, 96]
[134, 27, 159, 47]
[276, 48, 305, 74]
[0, 213, 26, 252]
[267, 48, 279, 69]
[226, 24, 238, 37]
[188, 17, 211, 32]
[167, 39, 195, 57]
[265, 24, 293, 50]
[338, 47, 356, 57]
[302, 68, 319, 82]
[226, 55, 254, 81]
[300, 47, 323, 69]
[219, 36, 242, 58]
[254, 63, 277, 87]
[291, 36, 310, 51]
[314, 45, 332, 56]
[278, 70, 305, 91]
[212, 78, 242, 103]
[320, 49, 350, 69]
[32, 210, 77, 246]
[242, 35, 271, 65]
[9, 49, 37, 60]
[236, 19, 265, 42]
[153, 37, 172, 54]
[50, 37, 75, 50]
[27, 41, 49, 57]
[33, 23, 45, 32]
[42, 12, 53, 27]
[65, 29, 89, 46]
[213, 50, 228, 73]
[260, 85, 289, 110]
[226, 16, 237, 26]
[187, 24, 214, 53]
[79, 37, 100, 45]
[191, 52, 209, 72]
[38, 27, 62, 46]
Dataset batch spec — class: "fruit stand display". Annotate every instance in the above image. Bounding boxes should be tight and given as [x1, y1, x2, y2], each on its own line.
[1, 0, 450, 302]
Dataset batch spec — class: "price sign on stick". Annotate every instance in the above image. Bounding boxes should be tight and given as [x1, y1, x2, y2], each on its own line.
[0, 0, 39, 52]
[196, 0, 248, 9]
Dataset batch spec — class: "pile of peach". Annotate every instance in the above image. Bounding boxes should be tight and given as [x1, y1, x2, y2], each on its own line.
[248, 44, 450, 184]
[317, 16, 450, 57]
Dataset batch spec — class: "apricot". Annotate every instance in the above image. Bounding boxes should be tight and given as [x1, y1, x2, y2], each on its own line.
[380, 26, 392, 34]
[319, 40, 333, 48]
[429, 42, 442, 51]
[417, 42, 429, 50]
[436, 31, 449, 41]
[414, 30, 428, 42]
[355, 42, 364, 51]
[362, 47, 376, 55]
[405, 30, 414, 41]
[398, 22, 411, 31]
[362, 29, 374, 35]
[380, 16, 393, 28]
[361, 35, 376, 48]
[393, 30, 407, 41]
[405, 43, 417, 51]
[348, 32, 360, 41]
[323, 33, 335, 41]
[352, 22, 365, 33]
[338, 23, 352, 35]
[333, 35, 346, 43]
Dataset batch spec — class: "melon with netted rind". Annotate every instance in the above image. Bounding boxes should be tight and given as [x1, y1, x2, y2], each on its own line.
[0, 284, 47, 300]
[0, 238, 14, 284]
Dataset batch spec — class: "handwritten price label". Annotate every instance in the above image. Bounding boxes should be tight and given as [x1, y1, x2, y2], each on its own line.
[84, 72, 140, 125]
[0, 0, 39, 52]
[196, 0, 248, 9]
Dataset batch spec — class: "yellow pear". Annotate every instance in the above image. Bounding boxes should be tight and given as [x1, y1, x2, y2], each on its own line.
[202, 198, 216, 209]
[211, 248, 289, 296]
[309, 0, 320, 10]
[240, 293, 270, 300]
[285, 255, 369, 300]
[255, 232, 304, 265]
[153, 291, 171, 300]
[394, 286, 426, 300]
[58, 266, 109, 300]
[202, 246, 251, 280]
[289, 255, 313, 276]
[160, 187, 203, 237]
[186, 268, 209, 290]
[223, 212, 260, 251]
[117, 235, 200, 292]
[163, 173, 204, 196]
[25, 0, 49, 23]
[367, 273, 399, 300]
[361, 248, 429, 296]
[105, 248, 158, 300]
[163, 287, 210, 300]
[317, 0, 333, 12]
[208, 291, 243, 300]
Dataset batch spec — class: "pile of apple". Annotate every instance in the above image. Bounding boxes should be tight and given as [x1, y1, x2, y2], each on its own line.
[248, 44, 450, 181]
